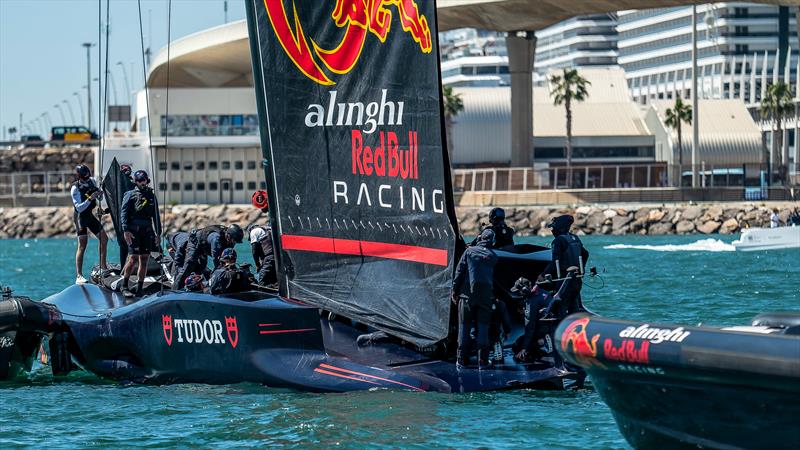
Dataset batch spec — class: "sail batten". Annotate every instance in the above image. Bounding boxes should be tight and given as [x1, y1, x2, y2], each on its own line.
[245, 0, 455, 346]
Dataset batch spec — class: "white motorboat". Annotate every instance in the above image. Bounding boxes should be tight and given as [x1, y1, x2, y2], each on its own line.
[732, 225, 800, 251]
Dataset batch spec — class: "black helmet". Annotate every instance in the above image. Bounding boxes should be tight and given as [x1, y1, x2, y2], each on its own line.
[220, 247, 237, 263]
[476, 228, 495, 247]
[227, 224, 244, 244]
[489, 207, 505, 225]
[133, 170, 150, 183]
[510, 277, 533, 297]
[120, 164, 132, 177]
[547, 214, 574, 234]
[75, 164, 91, 179]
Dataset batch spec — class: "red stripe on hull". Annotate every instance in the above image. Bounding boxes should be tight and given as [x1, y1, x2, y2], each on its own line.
[318, 363, 425, 392]
[281, 234, 447, 266]
[313, 368, 381, 386]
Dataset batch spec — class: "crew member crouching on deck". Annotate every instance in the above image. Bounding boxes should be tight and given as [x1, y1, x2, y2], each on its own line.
[169, 224, 244, 290]
[120, 170, 161, 297]
[453, 228, 498, 369]
[209, 248, 255, 295]
[71, 164, 108, 284]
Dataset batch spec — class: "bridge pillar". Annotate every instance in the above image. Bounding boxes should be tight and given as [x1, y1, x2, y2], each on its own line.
[506, 31, 536, 167]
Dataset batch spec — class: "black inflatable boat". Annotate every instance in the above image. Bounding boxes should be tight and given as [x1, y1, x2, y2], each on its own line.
[556, 313, 800, 449]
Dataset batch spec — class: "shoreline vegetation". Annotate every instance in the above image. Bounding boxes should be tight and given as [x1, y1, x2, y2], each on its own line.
[0, 203, 796, 239]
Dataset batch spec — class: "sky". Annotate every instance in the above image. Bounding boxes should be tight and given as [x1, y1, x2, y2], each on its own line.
[0, 0, 246, 140]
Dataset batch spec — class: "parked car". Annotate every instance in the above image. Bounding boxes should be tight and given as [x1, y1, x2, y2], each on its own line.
[19, 134, 45, 148]
[50, 126, 98, 142]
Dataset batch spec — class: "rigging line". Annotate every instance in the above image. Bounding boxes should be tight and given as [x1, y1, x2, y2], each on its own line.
[159, 0, 173, 295]
[99, 0, 111, 181]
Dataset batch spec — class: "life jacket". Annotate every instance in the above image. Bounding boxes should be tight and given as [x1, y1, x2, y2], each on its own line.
[128, 186, 157, 227]
[555, 233, 584, 273]
[196, 225, 226, 242]
[73, 179, 99, 218]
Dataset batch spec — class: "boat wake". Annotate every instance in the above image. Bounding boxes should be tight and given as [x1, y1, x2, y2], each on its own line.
[604, 238, 735, 252]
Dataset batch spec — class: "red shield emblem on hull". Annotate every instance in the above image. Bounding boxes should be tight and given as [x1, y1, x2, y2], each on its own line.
[225, 316, 238, 348]
[162, 315, 173, 346]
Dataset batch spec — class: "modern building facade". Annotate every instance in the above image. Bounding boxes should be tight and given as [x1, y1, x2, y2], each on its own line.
[618, 4, 798, 104]
[534, 14, 619, 77]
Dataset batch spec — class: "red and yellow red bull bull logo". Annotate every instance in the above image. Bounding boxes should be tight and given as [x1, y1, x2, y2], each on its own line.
[263, 0, 432, 85]
[560, 317, 604, 368]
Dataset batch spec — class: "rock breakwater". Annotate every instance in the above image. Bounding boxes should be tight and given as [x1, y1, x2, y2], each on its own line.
[0, 203, 796, 239]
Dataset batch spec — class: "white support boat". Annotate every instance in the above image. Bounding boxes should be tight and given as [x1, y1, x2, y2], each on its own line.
[732, 225, 800, 251]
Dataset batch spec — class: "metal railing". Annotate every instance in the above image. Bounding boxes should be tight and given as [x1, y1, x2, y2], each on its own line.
[0, 171, 75, 207]
[453, 163, 799, 192]
[0, 140, 99, 150]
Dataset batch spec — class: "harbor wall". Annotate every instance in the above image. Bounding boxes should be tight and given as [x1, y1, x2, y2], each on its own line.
[0, 203, 796, 239]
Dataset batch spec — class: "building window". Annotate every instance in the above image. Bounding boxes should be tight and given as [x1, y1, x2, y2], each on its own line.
[171, 162, 180, 170]
[222, 181, 230, 190]
[260, 181, 267, 189]
[159, 162, 167, 170]
[209, 161, 218, 170]
[196, 161, 205, 170]
[184, 183, 193, 191]
[160, 114, 260, 136]
[222, 161, 231, 170]
[234, 161, 243, 170]
[158, 183, 167, 191]
[171, 182, 180, 191]
[247, 181, 257, 190]
[209, 182, 218, 190]
[247, 161, 257, 170]
[234, 182, 244, 190]
[183, 162, 192, 170]
[197, 182, 206, 191]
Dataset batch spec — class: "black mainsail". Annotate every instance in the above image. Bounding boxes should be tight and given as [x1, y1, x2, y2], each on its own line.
[103, 158, 136, 266]
[245, 0, 458, 346]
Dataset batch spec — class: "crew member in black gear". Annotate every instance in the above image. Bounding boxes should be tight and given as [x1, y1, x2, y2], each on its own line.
[452, 228, 498, 369]
[170, 224, 244, 290]
[538, 214, 589, 316]
[511, 277, 554, 362]
[470, 207, 515, 249]
[70, 164, 108, 284]
[209, 248, 255, 295]
[115, 164, 136, 267]
[248, 223, 276, 286]
[120, 170, 161, 297]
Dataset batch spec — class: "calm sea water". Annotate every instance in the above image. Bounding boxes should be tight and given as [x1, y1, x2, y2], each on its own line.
[0, 235, 798, 448]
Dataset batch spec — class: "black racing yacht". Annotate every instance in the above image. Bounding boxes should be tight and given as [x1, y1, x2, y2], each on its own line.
[556, 313, 800, 449]
[0, 0, 587, 392]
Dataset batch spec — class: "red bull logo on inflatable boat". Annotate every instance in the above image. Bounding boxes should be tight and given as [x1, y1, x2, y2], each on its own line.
[264, 0, 432, 85]
[560, 317, 604, 367]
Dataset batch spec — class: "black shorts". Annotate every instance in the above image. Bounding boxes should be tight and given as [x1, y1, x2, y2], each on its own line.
[74, 211, 102, 237]
[128, 226, 156, 255]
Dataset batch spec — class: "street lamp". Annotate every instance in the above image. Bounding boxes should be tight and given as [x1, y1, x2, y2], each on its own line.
[82, 42, 95, 132]
[54, 104, 67, 124]
[62, 100, 76, 124]
[117, 61, 131, 105]
[73, 92, 86, 125]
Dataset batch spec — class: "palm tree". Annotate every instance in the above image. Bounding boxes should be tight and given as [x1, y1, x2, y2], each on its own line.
[442, 85, 464, 163]
[760, 81, 794, 185]
[664, 98, 692, 186]
[550, 69, 590, 188]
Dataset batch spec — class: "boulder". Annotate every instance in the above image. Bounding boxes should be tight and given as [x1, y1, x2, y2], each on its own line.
[681, 206, 703, 221]
[648, 221, 675, 235]
[611, 215, 634, 231]
[698, 220, 721, 234]
[634, 207, 651, 220]
[647, 209, 666, 223]
[676, 220, 695, 234]
[575, 206, 592, 215]
[720, 218, 739, 234]
[603, 209, 618, 219]
[703, 205, 724, 222]
[586, 211, 607, 230]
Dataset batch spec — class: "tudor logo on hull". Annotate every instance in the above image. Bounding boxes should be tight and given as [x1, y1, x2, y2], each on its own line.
[263, 0, 432, 85]
[161, 315, 239, 348]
